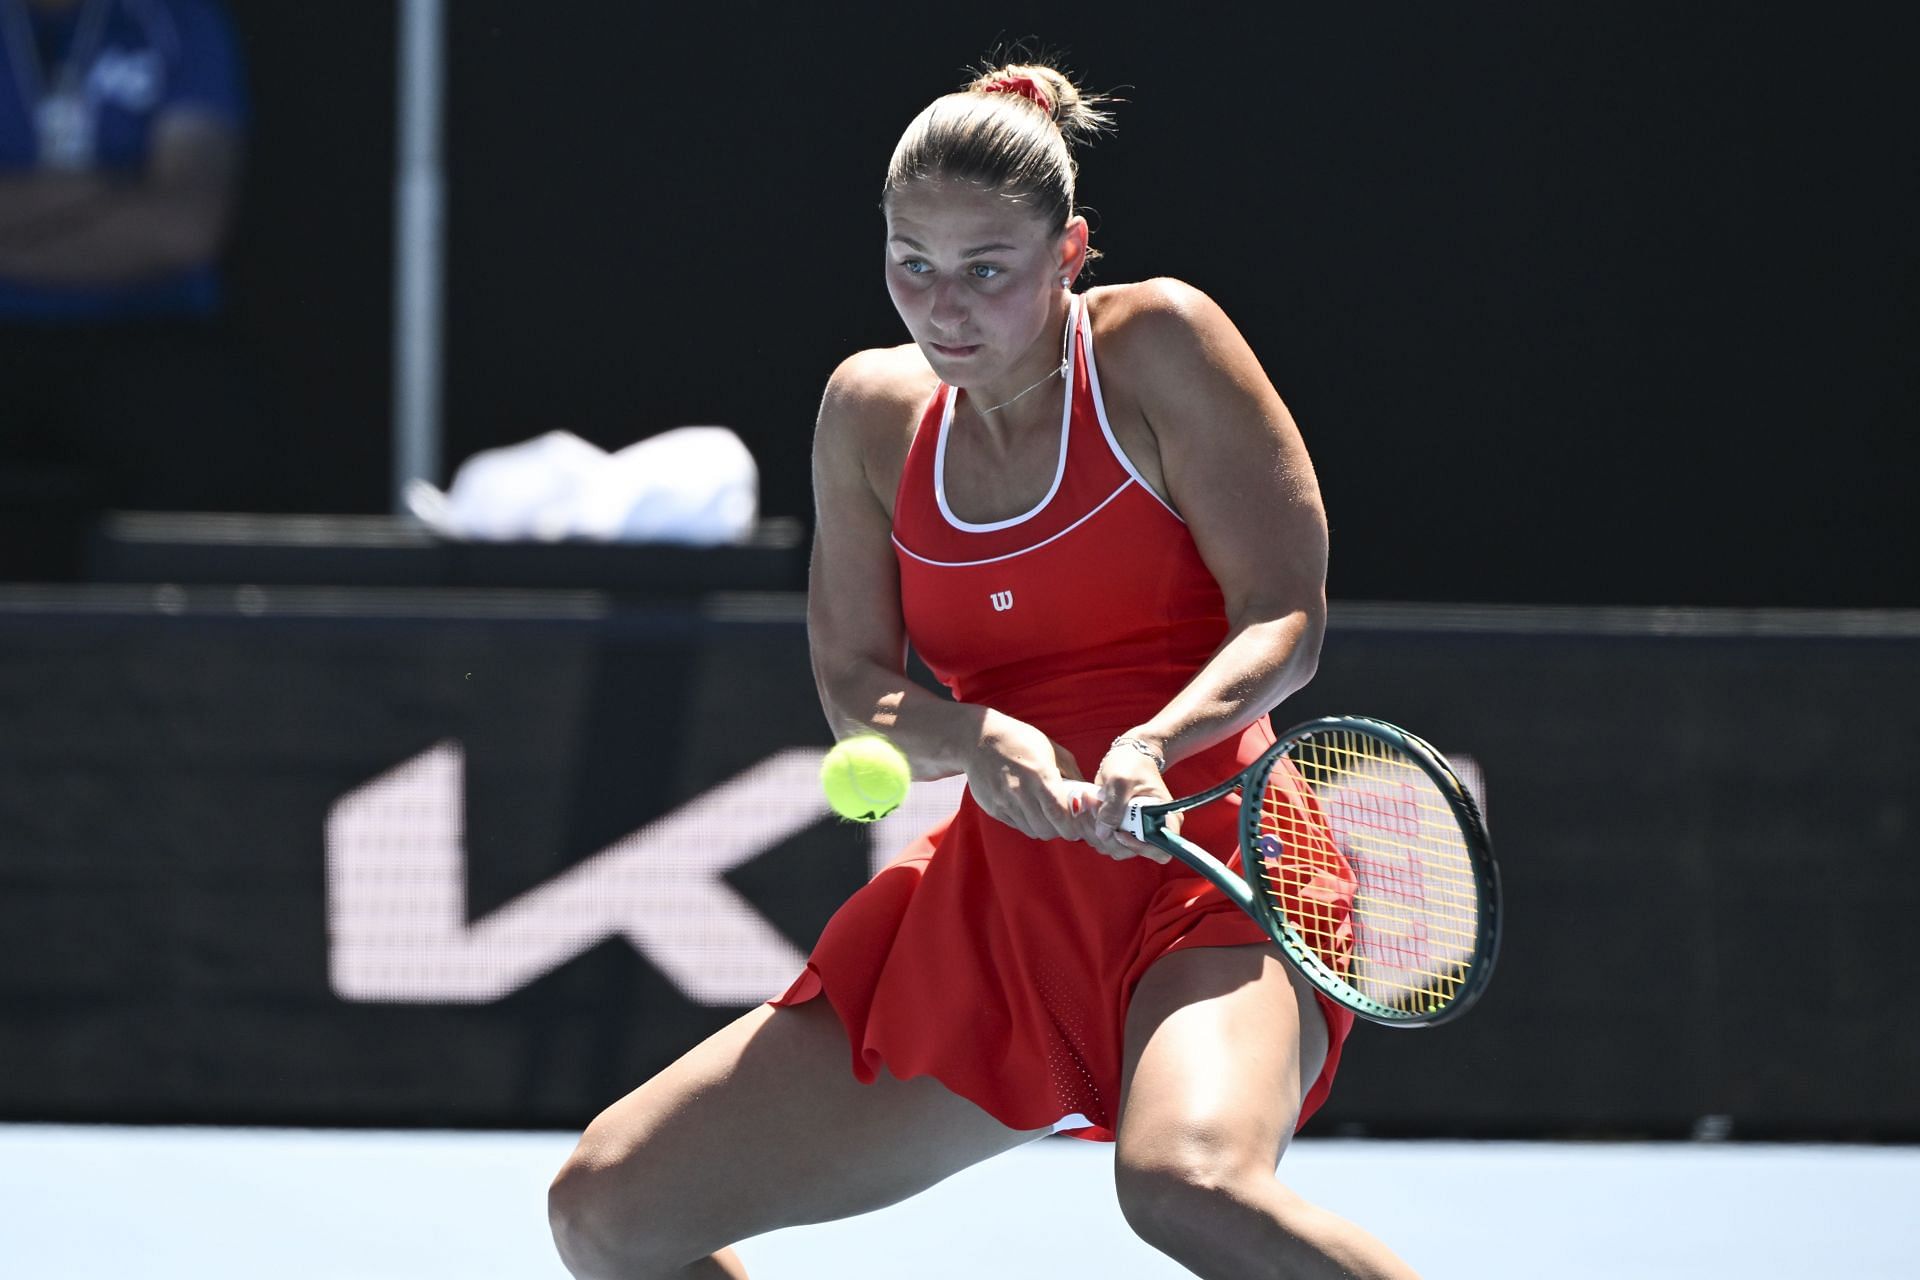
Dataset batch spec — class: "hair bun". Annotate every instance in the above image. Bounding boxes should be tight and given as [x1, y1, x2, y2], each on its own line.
[967, 63, 1110, 144]
[885, 58, 1115, 237]
[977, 71, 1057, 117]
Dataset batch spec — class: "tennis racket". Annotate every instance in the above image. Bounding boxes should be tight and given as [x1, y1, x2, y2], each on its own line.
[1070, 716, 1500, 1026]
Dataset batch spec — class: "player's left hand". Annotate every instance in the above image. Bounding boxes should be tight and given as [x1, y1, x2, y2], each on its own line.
[1069, 742, 1175, 864]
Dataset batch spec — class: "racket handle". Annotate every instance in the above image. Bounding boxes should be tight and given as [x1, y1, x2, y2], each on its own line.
[1061, 782, 1148, 838]
[1062, 780, 1100, 814]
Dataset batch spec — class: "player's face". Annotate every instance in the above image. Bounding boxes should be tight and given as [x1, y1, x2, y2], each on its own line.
[883, 178, 1076, 385]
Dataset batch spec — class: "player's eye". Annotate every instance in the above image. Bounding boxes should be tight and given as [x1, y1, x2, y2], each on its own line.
[898, 259, 931, 276]
[969, 263, 1003, 280]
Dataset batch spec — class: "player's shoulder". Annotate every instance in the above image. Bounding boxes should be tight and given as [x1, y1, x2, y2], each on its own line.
[1088, 276, 1216, 322]
[813, 345, 934, 510]
[818, 343, 938, 434]
[1086, 277, 1239, 384]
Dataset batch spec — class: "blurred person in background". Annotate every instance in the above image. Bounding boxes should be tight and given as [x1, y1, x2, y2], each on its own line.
[0, 0, 247, 576]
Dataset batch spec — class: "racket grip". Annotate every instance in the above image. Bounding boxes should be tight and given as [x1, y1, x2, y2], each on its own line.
[1065, 783, 1152, 841]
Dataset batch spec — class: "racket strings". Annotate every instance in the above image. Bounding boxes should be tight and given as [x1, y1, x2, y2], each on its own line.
[1255, 730, 1483, 1014]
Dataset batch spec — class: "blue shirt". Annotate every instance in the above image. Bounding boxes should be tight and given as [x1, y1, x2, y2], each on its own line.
[0, 0, 247, 322]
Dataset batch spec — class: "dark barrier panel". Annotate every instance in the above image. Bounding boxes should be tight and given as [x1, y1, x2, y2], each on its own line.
[2, 591, 1916, 1139]
[138, 5, 1917, 607]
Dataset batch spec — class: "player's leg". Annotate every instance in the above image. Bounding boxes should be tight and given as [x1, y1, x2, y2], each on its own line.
[549, 996, 1047, 1279]
[1112, 943, 1422, 1279]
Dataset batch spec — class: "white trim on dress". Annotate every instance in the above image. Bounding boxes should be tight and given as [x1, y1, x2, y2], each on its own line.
[1082, 299, 1184, 523]
[934, 296, 1081, 533]
[892, 479, 1135, 568]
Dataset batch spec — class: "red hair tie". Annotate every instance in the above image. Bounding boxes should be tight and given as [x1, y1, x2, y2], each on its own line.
[981, 73, 1054, 116]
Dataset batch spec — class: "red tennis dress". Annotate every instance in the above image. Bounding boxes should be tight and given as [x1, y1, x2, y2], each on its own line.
[774, 296, 1354, 1140]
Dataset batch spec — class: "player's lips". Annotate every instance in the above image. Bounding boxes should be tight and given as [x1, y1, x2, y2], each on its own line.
[929, 341, 982, 358]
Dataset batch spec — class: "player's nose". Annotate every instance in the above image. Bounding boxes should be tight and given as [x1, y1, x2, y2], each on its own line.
[928, 278, 968, 330]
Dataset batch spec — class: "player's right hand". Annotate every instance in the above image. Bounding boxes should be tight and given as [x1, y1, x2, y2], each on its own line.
[965, 710, 1086, 843]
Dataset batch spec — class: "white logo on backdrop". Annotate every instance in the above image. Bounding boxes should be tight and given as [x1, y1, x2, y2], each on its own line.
[324, 743, 1476, 1007]
[324, 743, 966, 1006]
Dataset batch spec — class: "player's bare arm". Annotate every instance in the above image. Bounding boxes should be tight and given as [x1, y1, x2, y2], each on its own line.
[807, 349, 1084, 840]
[1085, 279, 1329, 803]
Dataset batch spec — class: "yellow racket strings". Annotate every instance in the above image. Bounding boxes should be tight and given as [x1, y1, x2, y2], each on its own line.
[1256, 730, 1481, 1011]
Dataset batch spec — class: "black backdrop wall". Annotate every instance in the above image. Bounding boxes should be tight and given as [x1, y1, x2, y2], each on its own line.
[2, 593, 1915, 1139]
[10, 4, 1916, 1144]
[216, 3, 1917, 607]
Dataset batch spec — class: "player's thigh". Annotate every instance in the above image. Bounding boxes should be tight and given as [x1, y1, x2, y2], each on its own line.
[553, 997, 1046, 1248]
[1114, 942, 1327, 1179]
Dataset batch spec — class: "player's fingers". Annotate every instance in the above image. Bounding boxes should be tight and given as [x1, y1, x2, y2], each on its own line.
[1115, 836, 1169, 864]
[1062, 782, 1167, 862]
[977, 794, 1041, 840]
[1082, 790, 1167, 859]
[1074, 812, 1167, 864]
[1051, 741, 1086, 783]
[1037, 748, 1091, 842]
[1103, 839, 1169, 864]
[1034, 787, 1084, 842]
[1081, 820, 1128, 859]
[1014, 806, 1066, 843]
[1065, 783, 1124, 850]
[993, 778, 1076, 843]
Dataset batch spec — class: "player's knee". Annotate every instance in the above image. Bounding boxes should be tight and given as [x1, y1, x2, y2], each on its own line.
[549, 1147, 673, 1280]
[1114, 1130, 1269, 1254]
[548, 1153, 617, 1278]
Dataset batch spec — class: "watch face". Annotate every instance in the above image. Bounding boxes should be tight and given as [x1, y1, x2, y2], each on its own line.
[35, 90, 96, 170]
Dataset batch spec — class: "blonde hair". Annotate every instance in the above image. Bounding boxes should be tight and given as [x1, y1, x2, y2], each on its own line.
[883, 62, 1113, 235]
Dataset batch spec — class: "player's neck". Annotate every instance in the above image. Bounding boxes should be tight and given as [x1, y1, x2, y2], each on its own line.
[962, 298, 1073, 434]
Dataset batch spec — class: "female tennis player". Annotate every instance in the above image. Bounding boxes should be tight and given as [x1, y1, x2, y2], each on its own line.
[550, 60, 1420, 1279]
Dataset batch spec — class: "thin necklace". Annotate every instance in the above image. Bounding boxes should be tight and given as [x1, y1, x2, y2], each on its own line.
[976, 303, 1073, 415]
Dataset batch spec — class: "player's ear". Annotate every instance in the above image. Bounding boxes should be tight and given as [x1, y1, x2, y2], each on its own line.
[1057, 216, 1090, 287]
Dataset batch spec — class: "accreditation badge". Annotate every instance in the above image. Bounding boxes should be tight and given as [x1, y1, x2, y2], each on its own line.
[34, 89, 97, 170]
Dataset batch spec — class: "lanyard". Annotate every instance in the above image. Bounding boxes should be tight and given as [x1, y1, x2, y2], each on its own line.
[3, 0, 113, 109]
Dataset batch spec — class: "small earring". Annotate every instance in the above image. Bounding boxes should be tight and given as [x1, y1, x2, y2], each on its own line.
[1060, 276, 1071, 288]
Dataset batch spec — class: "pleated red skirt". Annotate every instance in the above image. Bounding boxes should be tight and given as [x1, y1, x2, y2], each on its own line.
[774, 724, 1355, 1142]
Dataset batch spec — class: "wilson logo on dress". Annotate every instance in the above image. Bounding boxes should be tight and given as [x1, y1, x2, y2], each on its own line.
[989, 590, 1014, 612]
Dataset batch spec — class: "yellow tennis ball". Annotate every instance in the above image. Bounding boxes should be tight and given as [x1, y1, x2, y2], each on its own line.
[820, 735, 911, 823]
